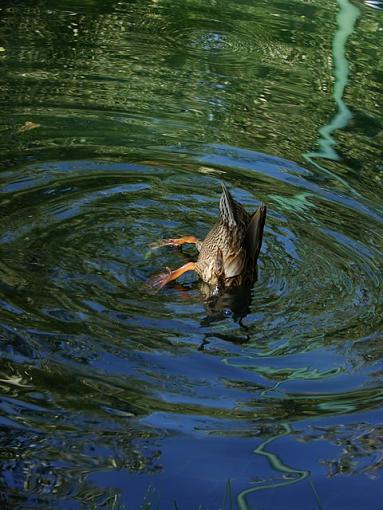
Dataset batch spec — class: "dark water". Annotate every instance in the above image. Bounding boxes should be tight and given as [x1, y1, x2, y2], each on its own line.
[0, 0, 383, 508]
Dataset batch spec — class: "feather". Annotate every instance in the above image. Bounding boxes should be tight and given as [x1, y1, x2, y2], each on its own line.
[219, 183, 237, 227]
[244, 203, 267, 262]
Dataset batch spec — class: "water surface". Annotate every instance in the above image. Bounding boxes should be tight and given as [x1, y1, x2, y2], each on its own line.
[0, 0, 383, 508]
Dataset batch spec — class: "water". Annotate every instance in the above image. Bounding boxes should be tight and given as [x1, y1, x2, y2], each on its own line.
[0, 0, 383, 508]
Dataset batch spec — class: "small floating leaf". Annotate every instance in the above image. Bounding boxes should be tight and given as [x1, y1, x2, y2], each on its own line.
[18, 121, 41, 133]
[198, 165, 224, 175]
[0, 47, 5, 52]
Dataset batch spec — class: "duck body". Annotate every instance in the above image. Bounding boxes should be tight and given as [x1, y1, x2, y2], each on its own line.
[195, 185, 266, 287]
[150, 184, 266, 290]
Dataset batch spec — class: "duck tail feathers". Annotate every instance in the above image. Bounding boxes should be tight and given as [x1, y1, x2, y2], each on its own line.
[219, 183, 237, 227]
[245, 203, 267, 262]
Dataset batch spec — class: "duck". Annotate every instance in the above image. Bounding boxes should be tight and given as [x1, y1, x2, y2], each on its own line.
[150, 184, 266, 290]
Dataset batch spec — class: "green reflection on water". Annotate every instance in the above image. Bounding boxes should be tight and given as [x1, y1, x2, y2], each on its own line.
[306, 0, 360, 161]
[237, 423, 309, 510]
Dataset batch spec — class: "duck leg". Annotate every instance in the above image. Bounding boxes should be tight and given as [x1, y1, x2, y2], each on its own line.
[149, 262, 196, 290]
[162, 236, 201, 250]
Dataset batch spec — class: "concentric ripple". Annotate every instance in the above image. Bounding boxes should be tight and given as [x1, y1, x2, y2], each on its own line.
[1, 154, 383, 509]
[164, 19, 274, 70]
[1, 148, 382, 391]
[1, 156, 383, 508]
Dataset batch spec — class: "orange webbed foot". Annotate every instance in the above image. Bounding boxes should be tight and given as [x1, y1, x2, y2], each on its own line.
[163, 238, 184, 247]
[148, 262, 197, 292]
[149, 236, 201, 254]
[162, 236, 200, 248]
[148, 268, 173, 291]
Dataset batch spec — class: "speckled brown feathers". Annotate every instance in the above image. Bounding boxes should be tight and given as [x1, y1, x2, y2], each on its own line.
[195, 184, 266, 286]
